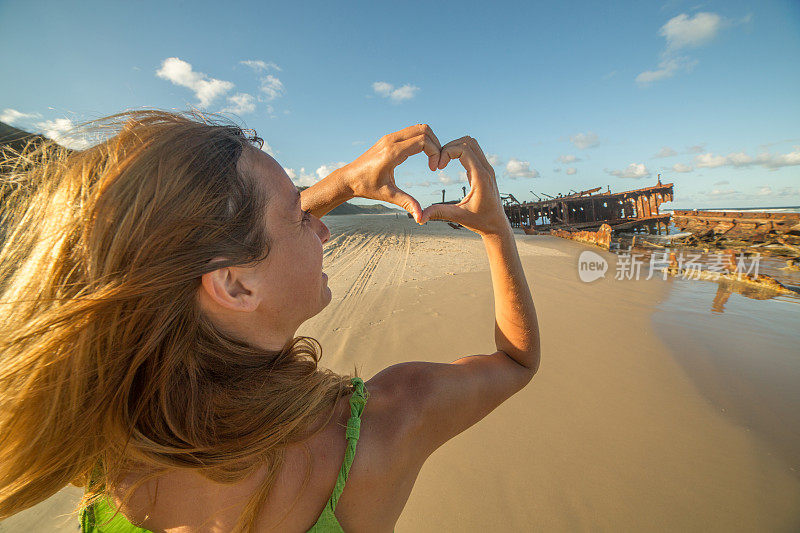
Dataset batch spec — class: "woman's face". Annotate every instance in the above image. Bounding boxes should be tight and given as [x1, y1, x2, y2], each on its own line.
[230, 146, 331, 335]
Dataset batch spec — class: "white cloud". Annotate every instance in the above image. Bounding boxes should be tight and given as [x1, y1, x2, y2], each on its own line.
[672, 163, 693, 173]
[222, 93, 256, 115]
[505, 158, 540, 179]
[437, 172, 455, 185]
[756, 185, 773, 196]
[260, 74, 285, 101]
[315, 162, 347, 179]
[35, 118, 92, 150]
[235, 59, 286, 111]
[372, 82, 393, 96]
[556, 154, 581, 164]
[285, 167, 319, 187]
[694, 152, 730, 168]
[372, 81, 420, 103]
[569, 132, 600, 149]
[261, 141, 275, 157]
[661, 12, 723, 51]
[636, 56, 697, 86]
[653, 146, 678, 158]
[240, 60, 281, 72]
[553, 168, 561, 173]
[605, 163, 650, 179]
[713, 180, 729, 185]
[694, 147, 800, 170]
[566, 167, 577, 175]
[776, 186, 800, 197]
[768, 149, 800, 169]
[402, 180, 434, 188]
[156, 57, 234, 106]
[686, 144, 706, 154]
[1, 108, 41, 125]
[390, 85, 419, 102]
[708, 188, 739, 198]
[436, 171, 468, 185]
[636, 12, 723, 86]
[487, 153, 502, 166]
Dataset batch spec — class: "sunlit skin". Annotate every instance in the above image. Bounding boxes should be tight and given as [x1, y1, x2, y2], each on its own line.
[198, 124, 443, 352]
[198, 146, 332, 352]
[124, 125, 539, 532]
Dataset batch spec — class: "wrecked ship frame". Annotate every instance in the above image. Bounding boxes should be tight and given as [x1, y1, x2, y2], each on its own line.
[672, 210, 800, 241]
[504, 182, 674, 235]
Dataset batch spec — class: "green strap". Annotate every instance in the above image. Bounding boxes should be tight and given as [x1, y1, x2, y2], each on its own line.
[329, 376, 368, 511]
[80, 497, 152, 532]
[80, 377, 368, 533]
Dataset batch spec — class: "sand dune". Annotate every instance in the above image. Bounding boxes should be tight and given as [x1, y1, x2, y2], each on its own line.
[3, 214, 799, 532]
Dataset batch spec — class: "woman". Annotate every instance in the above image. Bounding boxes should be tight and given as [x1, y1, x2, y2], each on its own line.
[0, 110, 539, 532]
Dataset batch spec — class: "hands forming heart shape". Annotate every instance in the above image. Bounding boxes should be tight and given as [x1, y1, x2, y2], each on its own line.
[339, 124, 509, 236]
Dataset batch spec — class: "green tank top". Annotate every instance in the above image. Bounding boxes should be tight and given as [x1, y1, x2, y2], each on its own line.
[80, 377, 368, 533]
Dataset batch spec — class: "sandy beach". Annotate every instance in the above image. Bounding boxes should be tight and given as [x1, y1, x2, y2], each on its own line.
[3, 213, 799, 532]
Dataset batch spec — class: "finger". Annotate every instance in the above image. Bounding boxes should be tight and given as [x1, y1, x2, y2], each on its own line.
[438, 138, 483, 177]
[386, 187, 423, 223]
[465, 137, 493, 174]
[390, 123, 436, 144]
[437, 136, 473, 170]
[395, 134, 441, 169]
[396, 125, 441, 171]
[423, 131, 441, 170]
[420, 202, 464, 225]
[426, 132, 442, 171]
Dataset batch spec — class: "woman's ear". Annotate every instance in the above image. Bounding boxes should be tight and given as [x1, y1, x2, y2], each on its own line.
[200, 263, 260, 312]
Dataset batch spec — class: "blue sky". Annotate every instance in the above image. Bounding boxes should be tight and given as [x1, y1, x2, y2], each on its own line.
[1, 0, 798, 208]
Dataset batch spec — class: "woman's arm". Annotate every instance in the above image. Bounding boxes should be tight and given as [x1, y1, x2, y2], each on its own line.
[366, 136, 540, 459]
[299, 169, 354, 218]
[299, 124, 442, 221]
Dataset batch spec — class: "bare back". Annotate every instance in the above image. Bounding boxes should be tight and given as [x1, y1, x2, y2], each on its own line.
[113, 377, 427, 533]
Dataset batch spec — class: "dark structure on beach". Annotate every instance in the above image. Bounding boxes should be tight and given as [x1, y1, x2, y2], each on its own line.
[504, 181, 674, 235]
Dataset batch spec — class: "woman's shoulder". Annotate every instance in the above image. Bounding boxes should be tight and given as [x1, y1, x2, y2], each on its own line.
[107, 381, 412, 532]
[106, 373, 424, 531]
[327, 373, 430, 531]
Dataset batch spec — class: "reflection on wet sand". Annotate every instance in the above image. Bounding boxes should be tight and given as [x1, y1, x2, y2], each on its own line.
[610, 245, 800, 312]
[710, 280, 798, 313]
[653, 275, 800, 481]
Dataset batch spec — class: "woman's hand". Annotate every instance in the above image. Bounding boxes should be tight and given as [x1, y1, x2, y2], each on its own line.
[420, 137, 510, 236]
[339, 124, 442, 223]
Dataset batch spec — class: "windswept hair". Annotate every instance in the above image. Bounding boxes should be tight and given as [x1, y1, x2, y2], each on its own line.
[0, 110, 354, 532]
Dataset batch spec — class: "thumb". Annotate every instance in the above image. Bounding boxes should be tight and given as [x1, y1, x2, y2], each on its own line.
[386, 187, 422, 223]
[420, 202, 464, 225]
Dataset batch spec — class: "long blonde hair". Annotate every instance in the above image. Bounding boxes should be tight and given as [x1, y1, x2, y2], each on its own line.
[0, 110, 354, 531]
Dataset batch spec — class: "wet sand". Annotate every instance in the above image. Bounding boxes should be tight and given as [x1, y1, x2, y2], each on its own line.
[653, 279, 800, 480]
[3, 213, 799, 532]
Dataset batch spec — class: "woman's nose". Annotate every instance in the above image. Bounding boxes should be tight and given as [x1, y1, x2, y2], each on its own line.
[317, 218, 330, 244]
